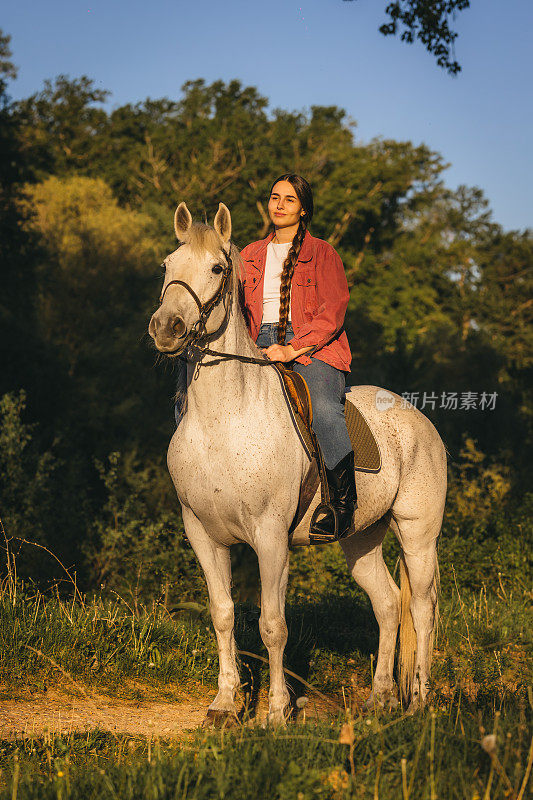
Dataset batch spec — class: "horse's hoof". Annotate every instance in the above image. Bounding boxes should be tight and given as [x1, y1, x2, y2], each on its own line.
[406, 696, 424, 715]
[202, 709, 239, 728]
[265, 706, 291, 727]
[362, 691, 399, 713]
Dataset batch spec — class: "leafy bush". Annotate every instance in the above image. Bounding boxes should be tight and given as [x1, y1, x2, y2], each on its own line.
[0, 391, 89, 580]
[88, 451, 202, 606]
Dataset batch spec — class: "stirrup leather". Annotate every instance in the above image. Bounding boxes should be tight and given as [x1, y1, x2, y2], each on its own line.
[308, 442, 340, 545]
[272, 362, 348, 545]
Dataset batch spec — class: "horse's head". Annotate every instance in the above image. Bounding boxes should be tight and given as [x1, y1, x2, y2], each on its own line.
[149, 202, 234, 355]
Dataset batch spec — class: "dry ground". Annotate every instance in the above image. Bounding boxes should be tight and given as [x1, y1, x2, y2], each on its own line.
[0, 688, 335, 740]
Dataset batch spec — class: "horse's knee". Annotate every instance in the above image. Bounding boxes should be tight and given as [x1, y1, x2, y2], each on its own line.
[259, 613, 287, 649]
[211, 601, 234, 634]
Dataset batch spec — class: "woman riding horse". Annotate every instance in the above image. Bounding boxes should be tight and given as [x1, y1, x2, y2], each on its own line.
[151, 199, 446, 721]
[177, 173, 357, 540]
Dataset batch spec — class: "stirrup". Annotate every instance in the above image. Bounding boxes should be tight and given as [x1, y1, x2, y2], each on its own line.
[309, 501, 339, 544]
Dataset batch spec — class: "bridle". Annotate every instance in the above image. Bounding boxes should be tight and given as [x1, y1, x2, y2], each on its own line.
[158, 244, 272, 365]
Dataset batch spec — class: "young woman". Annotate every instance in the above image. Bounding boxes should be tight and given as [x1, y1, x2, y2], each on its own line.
[239, 173, 357, 539]
[175, 173, 357, 539]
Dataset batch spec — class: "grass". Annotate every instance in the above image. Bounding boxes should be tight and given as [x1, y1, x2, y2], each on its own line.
[0, 577, 219, 700]
[0, 551, 531, 797]
[0, 563, 531, 705]
[0, 698, 531, 799]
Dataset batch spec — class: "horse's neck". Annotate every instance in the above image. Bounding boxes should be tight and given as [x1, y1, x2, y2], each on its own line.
[186, 299, 274, 416]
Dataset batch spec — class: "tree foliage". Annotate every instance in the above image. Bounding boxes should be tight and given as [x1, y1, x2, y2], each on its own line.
[344, 0, 470, 74]
[0, 33, 531, 597]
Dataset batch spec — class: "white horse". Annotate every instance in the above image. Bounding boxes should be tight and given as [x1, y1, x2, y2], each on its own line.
[149, 202, 447, 724]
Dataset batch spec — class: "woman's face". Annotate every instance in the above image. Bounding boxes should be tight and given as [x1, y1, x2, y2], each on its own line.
[268, 180, 305, 229]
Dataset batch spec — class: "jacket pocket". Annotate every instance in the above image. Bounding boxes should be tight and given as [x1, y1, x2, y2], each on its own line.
[294, 267, 317, 312]
[294, 266, 316, 287]
[242, 260, 261, 291]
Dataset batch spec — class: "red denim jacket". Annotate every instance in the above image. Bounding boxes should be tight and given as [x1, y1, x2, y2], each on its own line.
[239, 230, 352, 371]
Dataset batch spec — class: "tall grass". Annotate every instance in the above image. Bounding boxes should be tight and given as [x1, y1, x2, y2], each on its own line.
[0, 698, 531, 799]
[0, 572, 218, 699]
[0, 537, 531, 797]
[0, 557, 530, 706]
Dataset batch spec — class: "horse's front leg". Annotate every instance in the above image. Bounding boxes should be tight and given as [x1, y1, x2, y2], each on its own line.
[255, 531, 290, 725]
[181, 508, 239, 724]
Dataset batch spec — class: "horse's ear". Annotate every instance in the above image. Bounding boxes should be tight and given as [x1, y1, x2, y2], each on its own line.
[214, 202, 232, 246]
[174, 202, 193, 242]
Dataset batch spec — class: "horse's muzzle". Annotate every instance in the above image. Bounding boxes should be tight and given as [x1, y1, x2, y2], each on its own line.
[148, 312, 188, 353]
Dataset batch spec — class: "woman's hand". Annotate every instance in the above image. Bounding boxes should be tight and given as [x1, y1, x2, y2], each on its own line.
[262, 344, 297, 363]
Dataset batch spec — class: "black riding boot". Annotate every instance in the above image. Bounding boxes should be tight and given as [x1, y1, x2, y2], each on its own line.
[311, 451, 358, 541]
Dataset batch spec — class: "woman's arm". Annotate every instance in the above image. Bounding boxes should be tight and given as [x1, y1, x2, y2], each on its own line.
[262, 342, 313, 362]
[262, 243, 349, 363]
[286, 244, 349, 353]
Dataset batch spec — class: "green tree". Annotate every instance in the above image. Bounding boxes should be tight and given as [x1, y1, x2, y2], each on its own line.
[3, 58, 531, 589]
[0, 30, 56, 415]
[343, 0, 470, 74]
[22, 175, 170, 455]
[16, 75, 109, 178]
[0, 391, 90, 580]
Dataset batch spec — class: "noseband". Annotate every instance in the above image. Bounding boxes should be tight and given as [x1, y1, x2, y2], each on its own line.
[158, 246, 234, 352]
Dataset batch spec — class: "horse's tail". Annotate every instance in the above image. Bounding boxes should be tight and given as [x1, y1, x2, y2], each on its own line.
[398, 553, 440, 703]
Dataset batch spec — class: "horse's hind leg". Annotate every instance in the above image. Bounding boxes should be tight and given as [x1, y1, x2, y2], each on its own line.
[389, 514, 440, 709]
[181, 508, 240, 723]
[389, 420, 445, 708]
[339, 515, 401, 710]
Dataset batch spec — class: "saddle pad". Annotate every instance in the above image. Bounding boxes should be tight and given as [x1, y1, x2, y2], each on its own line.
[293, 399, 381, 474]
[345, 399, 382, 473]
[272, 368, 382, 474]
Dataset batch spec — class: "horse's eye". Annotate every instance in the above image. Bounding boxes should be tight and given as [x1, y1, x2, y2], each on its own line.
[212, 265, 224, 275]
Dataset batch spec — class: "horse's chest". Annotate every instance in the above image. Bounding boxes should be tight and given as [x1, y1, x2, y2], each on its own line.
[167, 412, 299, 513]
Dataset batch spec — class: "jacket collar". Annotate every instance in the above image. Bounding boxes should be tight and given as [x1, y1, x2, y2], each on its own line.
[251, 229, 314, 263]
[298, 230, 314, 262]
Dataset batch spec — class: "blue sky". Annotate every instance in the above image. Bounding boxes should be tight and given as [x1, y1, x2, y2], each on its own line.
[3, 0, 532, 231]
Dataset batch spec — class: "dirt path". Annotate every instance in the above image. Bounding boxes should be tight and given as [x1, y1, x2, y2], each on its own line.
[0, 697, 206, 739]
[0, 691, 333, 739]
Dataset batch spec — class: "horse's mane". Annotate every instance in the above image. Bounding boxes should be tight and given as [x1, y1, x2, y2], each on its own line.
[185, 223, 225, 258]
[185, 223, 250, 329]
[229, 242, 252, 330]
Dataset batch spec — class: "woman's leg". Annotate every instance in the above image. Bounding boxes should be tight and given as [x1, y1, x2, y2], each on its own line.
[291, 358, 352, 469]
[256, 322, 294, 351]
[292, 357, 356, 540]
[255, 323, 278, 351]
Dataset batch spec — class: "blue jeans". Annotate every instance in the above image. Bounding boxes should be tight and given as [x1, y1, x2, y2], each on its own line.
[256, 322, 352, 469]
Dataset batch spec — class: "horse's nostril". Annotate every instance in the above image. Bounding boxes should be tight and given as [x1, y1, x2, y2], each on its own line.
[172, 318, 186, 337]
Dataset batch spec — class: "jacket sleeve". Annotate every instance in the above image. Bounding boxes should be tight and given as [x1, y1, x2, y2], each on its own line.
[237, 243, 251, 282]
[287, 244, 350, 353]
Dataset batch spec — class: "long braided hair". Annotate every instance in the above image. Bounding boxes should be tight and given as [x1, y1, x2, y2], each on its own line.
[269, 173, 314, 344]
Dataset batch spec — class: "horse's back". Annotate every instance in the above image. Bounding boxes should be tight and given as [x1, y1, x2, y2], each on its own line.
[346, 385, 447, 523]
[346, 385, 446, 461]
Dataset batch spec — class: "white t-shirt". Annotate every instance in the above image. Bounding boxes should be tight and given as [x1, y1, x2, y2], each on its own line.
[262, 241, 292, 323]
